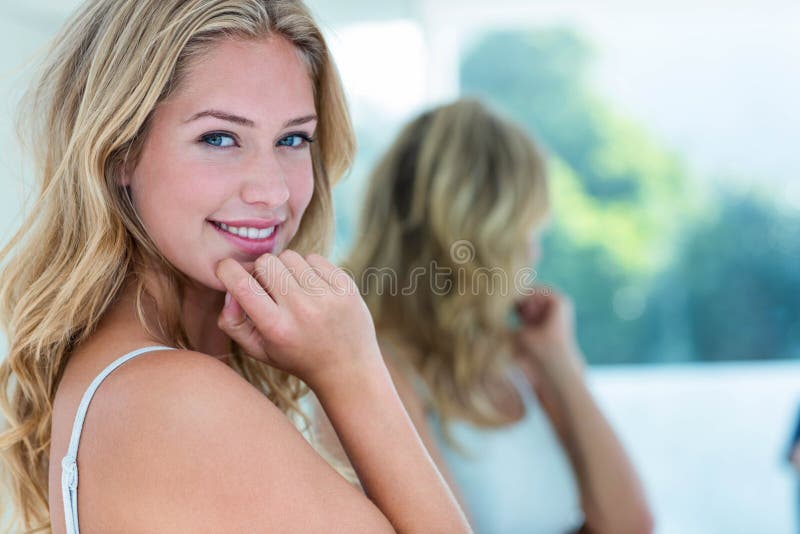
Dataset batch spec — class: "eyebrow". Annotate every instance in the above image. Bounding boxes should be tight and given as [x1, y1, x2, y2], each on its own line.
[184, 109, 317, 128]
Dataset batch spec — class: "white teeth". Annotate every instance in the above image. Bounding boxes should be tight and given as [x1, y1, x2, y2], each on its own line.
[214, 222, 275, 240]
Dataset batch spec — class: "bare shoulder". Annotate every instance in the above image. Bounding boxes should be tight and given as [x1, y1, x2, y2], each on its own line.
[82, 349, 392, 532]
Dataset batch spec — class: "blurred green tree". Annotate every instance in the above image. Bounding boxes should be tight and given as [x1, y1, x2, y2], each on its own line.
[673, 192, 800, 360]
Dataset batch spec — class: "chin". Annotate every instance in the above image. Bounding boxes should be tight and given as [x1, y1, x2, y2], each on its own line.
[174, 259, 227, 292]
[181, 270, 227, 293]
[204, 277, 229, 293]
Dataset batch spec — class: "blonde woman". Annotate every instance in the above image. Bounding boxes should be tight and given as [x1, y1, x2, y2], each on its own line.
[0, 1, 470, 532]
[330, 99, 653, 533]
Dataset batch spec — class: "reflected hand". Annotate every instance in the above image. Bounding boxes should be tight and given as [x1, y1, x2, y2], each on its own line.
[514, 288, 585, 378]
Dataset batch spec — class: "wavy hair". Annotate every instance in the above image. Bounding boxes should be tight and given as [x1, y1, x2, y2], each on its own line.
[0, 0, 355, 531]
[345, 98, 549, 441]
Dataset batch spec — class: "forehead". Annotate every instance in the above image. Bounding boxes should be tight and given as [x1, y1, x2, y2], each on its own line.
[166, 35, 315, 127]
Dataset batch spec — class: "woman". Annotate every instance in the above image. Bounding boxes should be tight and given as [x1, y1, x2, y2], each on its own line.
[0, 1, 470, 532]
[335, 99, 654, 533]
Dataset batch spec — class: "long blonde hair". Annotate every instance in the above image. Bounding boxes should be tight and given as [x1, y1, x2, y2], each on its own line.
[0, 0, 355, 531]
[346, 98, 548, 436]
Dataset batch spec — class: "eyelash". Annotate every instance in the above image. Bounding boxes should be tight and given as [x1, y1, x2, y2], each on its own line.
[198, 131, 315, 150]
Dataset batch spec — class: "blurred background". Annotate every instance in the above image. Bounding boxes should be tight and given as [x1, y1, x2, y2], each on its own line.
[2, 1, 799, 532]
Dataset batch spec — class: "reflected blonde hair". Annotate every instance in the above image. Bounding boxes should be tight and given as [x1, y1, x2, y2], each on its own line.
[0, 0, 355, 531]
[346, 98, 548, 438]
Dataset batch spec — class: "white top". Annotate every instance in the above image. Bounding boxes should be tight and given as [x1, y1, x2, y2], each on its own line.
[423, 366, 585, 534]
[61, 345, 175, 534]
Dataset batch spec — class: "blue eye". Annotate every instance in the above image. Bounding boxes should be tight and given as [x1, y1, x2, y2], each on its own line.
[277, 134, 314, 149]
[201, 133, 236, 148]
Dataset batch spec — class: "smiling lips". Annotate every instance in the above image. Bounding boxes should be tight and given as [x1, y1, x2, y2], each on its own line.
[213, 221, 275, 239]
[209, 218, 282, 256]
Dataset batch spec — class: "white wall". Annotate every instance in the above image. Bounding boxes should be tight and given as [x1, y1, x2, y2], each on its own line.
[591, 362, 800, 534]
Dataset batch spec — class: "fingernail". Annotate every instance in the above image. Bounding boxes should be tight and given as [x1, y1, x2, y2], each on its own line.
[224, 291, 231, 307]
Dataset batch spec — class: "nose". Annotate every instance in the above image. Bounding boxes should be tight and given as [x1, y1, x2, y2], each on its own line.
[240, 152, 290, 207]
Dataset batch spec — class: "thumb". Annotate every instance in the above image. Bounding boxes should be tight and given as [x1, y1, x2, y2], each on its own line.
[222, 291, 245, 323]
[218, 292, 265, 358]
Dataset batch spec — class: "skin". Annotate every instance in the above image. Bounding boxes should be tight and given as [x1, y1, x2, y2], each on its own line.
[48, 35, 470, 533]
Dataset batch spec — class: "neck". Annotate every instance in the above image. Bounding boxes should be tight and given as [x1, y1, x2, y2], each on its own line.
[182, 277, 230, 358]
[112, 269, 231, 362]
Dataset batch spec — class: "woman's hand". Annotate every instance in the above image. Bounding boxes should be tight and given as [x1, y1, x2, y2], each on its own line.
[215, 251, 472, 533]
[513, 288, 585, 378]
[215, 250, 383, 391]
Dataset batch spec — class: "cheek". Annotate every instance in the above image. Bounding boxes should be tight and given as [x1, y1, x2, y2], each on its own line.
[135, 159, 224, 225]
[288, 162, 315, 219]
[131, 155, 228, 263]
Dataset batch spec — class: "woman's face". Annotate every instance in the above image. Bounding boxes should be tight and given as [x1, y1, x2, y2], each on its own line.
[124, 36, 317, 292]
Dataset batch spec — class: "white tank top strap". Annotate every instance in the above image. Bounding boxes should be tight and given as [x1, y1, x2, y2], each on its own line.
[61, 345, 175, 534]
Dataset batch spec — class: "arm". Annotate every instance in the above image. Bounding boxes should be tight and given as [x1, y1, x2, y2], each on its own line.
[516, 292, 654, 534]
[312, 358, 471, 533]
[523, 355, 654, 534]
[307, 341, 473, 522]
[216, 251, 471, 533]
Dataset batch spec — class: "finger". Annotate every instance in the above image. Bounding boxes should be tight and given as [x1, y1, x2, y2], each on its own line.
[306, 254, 356, 295]
[216, 258, 280, 325]
[527, 289, 551, 306]
[517, 293, 547, 322]
[277, 249, 325, 294]
[252, 253, 300, 304]
[240, 259, 256, 275]
[515, 328, 541, 350]
[520, 307, 546, 326]
[546, 288, 565, 305]
[541, 291, 569, 317]
[218, 292, 268, 358]
[517, 304, 539, 324]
